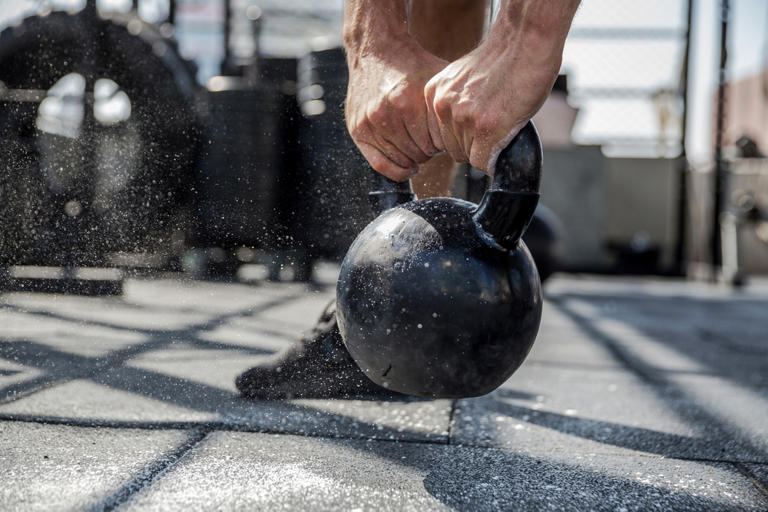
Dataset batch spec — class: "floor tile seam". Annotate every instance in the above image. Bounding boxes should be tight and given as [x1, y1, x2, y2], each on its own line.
[733, 462, 768, 502]
[3, 412, 768, 467]
[90, 428, 211, 512]
[525, 361, 624, 371]
[3, 412, 768, 464]
[0, 413, 450, 446]
[446, 399, 458, 445]
[444, 440, 768, 463]
[526, 361, 733, 379]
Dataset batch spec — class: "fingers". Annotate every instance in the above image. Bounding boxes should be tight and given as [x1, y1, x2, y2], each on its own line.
[430, 97, 468, 163]
[356, 141, 416, 182]
[424, 80, 445, 153]
[367, 105, 431, 165]
[349, 109, 436, 180]
[371, 129, 419, 169]
[470, 137, 500, 176]
[349, 114, 420, 173]
[425, 109, 445, 154]
[425, 77, 468, 164]
[391, 90, 440, 158]
[437, 116, 468, 163]
[344, 47, 449, 179]
[402, 117, 439, 159]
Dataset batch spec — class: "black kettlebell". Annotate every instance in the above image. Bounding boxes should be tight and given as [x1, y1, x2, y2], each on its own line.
[336, 121, 544, 399]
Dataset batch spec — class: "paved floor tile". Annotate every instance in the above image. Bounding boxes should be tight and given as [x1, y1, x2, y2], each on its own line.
[0, 421, 188, 512]
[452, 365, 712, 458]
[546, 287, 768, 462]
[1, 274, 766, 510]
[126, 431, 768, 511]
[0, 279, 451, 442]
[524, 303, 624, 371]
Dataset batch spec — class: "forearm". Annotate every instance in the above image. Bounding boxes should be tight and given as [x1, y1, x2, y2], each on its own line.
[343, 0, 410, 62]
[488, 0, 580, 69]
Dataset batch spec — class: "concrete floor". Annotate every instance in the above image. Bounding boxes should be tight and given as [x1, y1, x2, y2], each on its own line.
[0, 269, 767, 511]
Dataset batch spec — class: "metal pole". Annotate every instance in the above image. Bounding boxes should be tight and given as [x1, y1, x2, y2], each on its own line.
[673, 0, 694, 274]
[223, 0, 232, 72]
[711, 0, 730, 275]
[168, 0, 176, 25]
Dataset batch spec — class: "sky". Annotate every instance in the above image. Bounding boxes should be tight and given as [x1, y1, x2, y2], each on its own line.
[2, 0, 767, 163]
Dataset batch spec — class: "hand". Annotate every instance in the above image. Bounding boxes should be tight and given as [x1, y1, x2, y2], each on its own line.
[345, 39, 448, 181]
[423, 12, 568, 174]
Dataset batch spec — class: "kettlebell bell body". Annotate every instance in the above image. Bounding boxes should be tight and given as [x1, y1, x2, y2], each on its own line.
[337, 122, 544, 398]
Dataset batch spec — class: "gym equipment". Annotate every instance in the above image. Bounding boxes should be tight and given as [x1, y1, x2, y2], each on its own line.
[336, 121, 543, 399]
[295, 46, 374, 263]
[193, 75, 282, 250]
[0, 7, 201, 268]
[191, 56, 310, 280]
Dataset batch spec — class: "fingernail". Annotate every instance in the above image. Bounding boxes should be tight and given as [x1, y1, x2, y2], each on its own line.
[410, 164, 420, 176]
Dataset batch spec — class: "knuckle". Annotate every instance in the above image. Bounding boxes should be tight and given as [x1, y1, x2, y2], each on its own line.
[388, 90, 411, 112]
[368, 107, 387, 126]
[433, 96, 452, 117]
[453, 101, 475, 127]
[349, 123, 365, 141]
[454, 111, 472, 128]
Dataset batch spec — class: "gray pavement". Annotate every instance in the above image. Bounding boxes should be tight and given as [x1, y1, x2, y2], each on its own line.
[1, 268, 767, 510]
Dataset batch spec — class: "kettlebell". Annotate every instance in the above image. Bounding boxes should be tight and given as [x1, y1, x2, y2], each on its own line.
[337, 121, 543, 398]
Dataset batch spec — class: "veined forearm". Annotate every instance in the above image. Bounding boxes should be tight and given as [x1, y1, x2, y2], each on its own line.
[343, 0, 410, 60]
[490, 0, 580, 55]
[479, 0, 579, 84]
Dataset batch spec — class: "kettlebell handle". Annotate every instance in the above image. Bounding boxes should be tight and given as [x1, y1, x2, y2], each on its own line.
[488, 121, 542, 194]
[473, 121, 542, 249]
[368, 121, 542, 248]
[368, 169, 416, 213]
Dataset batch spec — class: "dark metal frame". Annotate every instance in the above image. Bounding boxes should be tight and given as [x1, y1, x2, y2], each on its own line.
[711, 0, 730, 274]
[673, 0, 695, 274]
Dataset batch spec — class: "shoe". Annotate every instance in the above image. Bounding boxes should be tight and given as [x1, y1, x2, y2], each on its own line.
[235, 300, 402, 400]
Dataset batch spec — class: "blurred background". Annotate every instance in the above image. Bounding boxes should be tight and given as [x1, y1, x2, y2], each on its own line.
[1, 0, 767, 293]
